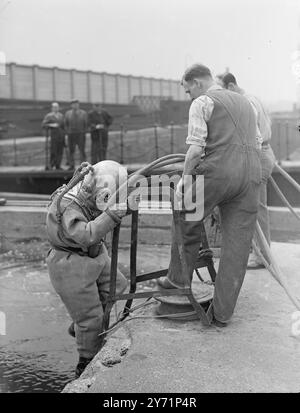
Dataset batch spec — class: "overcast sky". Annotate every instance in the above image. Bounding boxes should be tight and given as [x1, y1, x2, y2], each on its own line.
[0, 0, 299, 105]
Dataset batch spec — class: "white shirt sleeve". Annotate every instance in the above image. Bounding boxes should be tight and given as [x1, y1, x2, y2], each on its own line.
[186, 95, 215, 147]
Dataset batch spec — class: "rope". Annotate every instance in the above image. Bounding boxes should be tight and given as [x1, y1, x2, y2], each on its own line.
[269, 176, 300, 224]
[274, 163, 300, 194]
[253, 222, 300, 311]
[98, 298, 201, 339]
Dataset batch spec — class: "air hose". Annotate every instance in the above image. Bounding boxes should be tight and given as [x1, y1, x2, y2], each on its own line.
[105, 153, 185, 211]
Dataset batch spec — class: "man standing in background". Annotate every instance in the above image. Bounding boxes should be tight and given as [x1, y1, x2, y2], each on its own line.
[42, 102, 65, 170]
[64, 99, 88, 170]
[221, 72, 276, 269]
[88, 103, 113, 163]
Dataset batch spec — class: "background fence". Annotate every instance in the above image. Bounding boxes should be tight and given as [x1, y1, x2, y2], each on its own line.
[1, 120, 299, 169]
[0, 124, 188, 168]
[0, 63, 187, 104]
[1, 63, 299, 162]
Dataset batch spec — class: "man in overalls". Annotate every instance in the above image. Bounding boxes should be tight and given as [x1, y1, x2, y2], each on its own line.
[158, 64, 261, 326]
[46, 160, 128, 377]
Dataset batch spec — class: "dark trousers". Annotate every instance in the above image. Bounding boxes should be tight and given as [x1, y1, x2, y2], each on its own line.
[91, 129, 108, 164]
[67, 133, 86, 168]
[50, 131, 64, 169]
[168, 145, 261, 323]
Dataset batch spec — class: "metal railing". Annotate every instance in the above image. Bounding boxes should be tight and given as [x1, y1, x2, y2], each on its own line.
[4, 120, 300, 169]
[3, 122, 186, 169]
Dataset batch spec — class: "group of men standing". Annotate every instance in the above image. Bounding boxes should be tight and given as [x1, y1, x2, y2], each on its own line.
[42, 99, 112, 170]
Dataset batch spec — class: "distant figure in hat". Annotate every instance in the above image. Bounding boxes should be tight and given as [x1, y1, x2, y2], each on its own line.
[42, 102, 65, 170]
[88, 103, 113, 163]
[64, 99, 88, 170]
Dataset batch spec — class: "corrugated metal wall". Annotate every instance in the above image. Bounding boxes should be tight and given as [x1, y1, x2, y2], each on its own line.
[38, 68, 53, 101]
[89, 72, 104, 103]
[14, 65, 34, 99]
[0, 63, 187, 104]
[55, 69, 72, 101]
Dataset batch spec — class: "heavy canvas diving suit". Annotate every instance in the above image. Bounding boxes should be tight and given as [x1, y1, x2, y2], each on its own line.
[46, 175, 127, 365]
[167, 88, 262, 324]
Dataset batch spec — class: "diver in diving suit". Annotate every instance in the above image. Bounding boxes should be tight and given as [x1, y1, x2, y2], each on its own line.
[46, 160, 128, 378]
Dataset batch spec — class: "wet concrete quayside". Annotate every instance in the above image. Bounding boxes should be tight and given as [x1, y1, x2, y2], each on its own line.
[0, 240, 300, 393]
